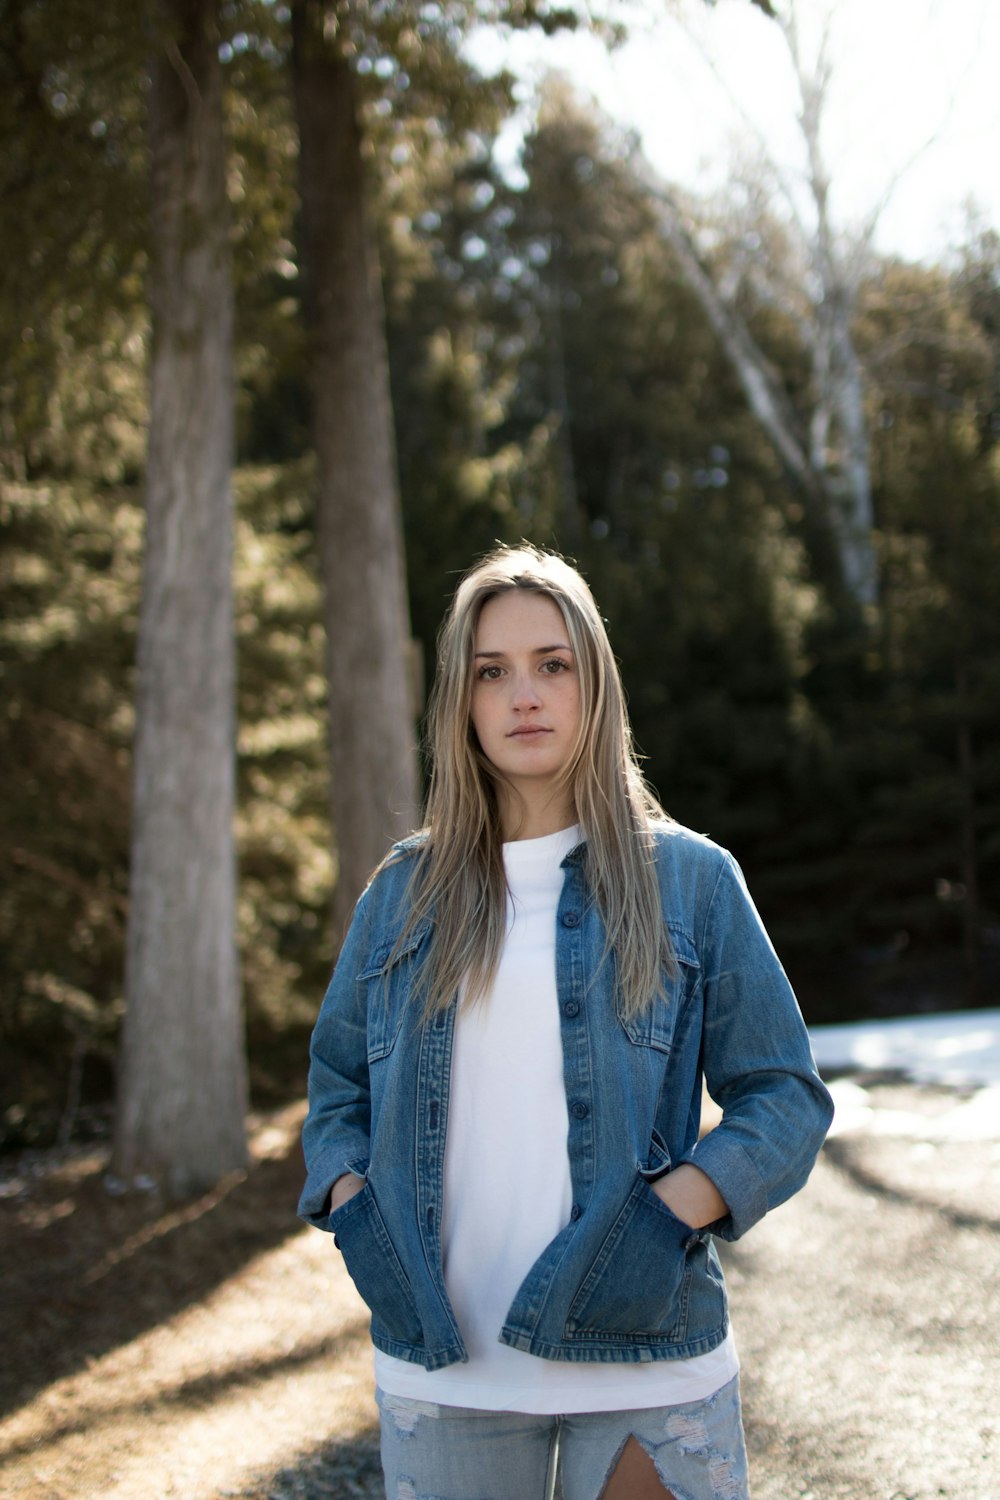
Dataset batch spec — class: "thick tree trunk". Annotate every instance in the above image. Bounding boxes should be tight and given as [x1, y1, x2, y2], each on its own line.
[113, 0, 246, 1196]
[292, 1, 420, 935]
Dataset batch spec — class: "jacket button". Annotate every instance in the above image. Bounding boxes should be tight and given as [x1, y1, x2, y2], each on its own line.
[571, 1101, 589, 1119]
[570, 1204, 582, 1221]
[564, 1001, 580, 1017]
[562, 911, 580, 927]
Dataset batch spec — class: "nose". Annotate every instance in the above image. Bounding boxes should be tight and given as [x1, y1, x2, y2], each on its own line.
[511, 672, 542, 711]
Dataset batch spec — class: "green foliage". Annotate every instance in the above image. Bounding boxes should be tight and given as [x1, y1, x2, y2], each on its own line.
[0, 479, 137, 1144]
[0, 0, 150, 474]
[232, 462, 335, 1058]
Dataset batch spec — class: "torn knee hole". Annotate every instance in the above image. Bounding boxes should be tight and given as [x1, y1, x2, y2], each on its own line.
[597, 1435, 675, 1499]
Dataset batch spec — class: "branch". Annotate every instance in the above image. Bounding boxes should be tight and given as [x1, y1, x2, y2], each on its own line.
[645, 169, 821, 503]
[678, 13, 811, 252]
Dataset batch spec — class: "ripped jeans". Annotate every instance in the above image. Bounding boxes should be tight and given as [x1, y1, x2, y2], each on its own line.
[376, 1375, 749, 1500]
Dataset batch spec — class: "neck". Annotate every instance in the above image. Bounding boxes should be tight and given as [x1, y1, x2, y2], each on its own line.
[497, 786, 576, 842]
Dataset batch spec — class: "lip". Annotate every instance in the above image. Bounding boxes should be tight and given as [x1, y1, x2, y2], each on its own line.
[507, 726, 551, 738]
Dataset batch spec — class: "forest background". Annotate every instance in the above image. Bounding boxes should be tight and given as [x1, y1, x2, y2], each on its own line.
[3, 0, 999, 1164]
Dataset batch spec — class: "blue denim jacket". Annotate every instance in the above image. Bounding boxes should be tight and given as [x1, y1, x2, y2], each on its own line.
[299, 824, 833, 1371]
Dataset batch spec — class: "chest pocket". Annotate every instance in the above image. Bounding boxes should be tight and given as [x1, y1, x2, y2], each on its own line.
[616, 924, 701, 1054]
[358, 919, 432, 1064]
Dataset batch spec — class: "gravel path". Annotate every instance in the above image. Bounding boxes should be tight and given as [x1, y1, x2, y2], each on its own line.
[248, 1120, 1000, 1500]
[726, 1103, 1000, 1500]
[3, 1086, 998, 1499]
[236, 1086, 1000, 1500]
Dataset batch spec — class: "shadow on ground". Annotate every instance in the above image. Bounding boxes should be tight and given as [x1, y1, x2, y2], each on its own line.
[821, 1135, 1000, 1232]
[0, 1324, 371, 1473]
[0, 1105, 310, 1417]
[236, 1424, 384, 1500]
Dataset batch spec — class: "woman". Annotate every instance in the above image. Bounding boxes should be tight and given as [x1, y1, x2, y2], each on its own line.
[300, 545, 833, 1500]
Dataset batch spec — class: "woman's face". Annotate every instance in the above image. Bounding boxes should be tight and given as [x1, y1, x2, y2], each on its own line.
[469, 590, 582, 815]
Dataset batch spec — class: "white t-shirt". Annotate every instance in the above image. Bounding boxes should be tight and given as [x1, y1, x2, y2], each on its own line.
[374, 824, 738, 1412]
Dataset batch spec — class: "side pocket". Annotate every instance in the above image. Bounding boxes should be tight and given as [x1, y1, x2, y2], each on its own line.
[565, 1179, 698, 1342]
[330, 1184, 424, 1348]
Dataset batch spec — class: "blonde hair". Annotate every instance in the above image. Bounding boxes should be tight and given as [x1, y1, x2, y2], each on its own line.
[393, 543, 674, 1020]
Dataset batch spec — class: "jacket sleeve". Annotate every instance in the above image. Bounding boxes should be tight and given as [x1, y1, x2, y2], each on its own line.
[297, 886, 376, 1230]
[678, 850, 834, 1241]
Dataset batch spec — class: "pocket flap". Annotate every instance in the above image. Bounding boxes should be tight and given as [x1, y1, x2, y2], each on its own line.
[358, 918, 433, 981]
[618, 924, 700, 1053]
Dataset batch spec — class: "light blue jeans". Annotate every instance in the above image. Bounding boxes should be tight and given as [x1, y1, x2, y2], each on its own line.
[376, 1375, 749, 1500]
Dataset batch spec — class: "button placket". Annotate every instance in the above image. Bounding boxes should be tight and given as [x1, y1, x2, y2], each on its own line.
[558, 874, 594, 1217]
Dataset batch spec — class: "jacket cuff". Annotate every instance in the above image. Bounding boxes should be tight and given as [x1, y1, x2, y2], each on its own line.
[298, 1147, 369, 1229]
[679, 1132, 768, 1241]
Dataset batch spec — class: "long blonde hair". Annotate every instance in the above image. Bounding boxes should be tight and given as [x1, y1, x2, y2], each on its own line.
[393, 544, 674, 1019]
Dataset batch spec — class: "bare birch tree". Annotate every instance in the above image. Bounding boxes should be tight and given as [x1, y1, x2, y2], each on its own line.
[291, 0, 420, 936]
[113, 0, 247, 1196]
[647, 0, 880, 608]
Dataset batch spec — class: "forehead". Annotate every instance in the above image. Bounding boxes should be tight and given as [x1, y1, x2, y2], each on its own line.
[474, 590, 568, 647]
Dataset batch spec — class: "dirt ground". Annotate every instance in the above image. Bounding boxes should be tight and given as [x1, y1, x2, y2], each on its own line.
[1, 1083, 998, 1500]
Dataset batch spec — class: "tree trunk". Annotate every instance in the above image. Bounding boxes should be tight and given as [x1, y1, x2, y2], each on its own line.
[292, 1, 420, 936]
[544, 281, 582, 550]
[787, 5, 877, 607]
[113, 0, 246, 1197]
[827, 304, 877, 605]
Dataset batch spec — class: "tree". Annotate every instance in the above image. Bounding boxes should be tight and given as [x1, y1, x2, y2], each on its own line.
[646, 0, 879, 610]
[113, 0, 247, 1196]
[290, 0, 421, 934]
[290, 2, 610, 928]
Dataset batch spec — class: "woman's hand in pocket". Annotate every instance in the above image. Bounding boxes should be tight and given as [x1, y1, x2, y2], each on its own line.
[329, 1172, 366, 1214]
[651, 1164, 727, 1229]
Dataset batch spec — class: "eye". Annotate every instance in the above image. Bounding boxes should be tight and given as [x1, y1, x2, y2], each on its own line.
[540, 657, 570, 674]
[476, 663, 504, 681]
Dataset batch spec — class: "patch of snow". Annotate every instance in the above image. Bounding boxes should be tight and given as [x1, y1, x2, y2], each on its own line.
[810, 1009, 1000, 1087]
[810, 1010, 1000, 1142]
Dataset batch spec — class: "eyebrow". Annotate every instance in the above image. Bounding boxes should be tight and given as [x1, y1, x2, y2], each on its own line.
[474, 643, 572, 658]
